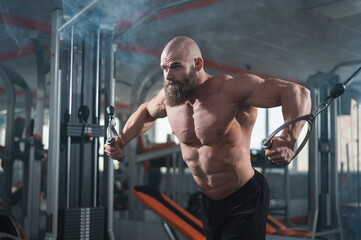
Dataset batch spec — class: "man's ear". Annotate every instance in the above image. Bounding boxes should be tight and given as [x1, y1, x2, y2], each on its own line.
[194, 57, 203, 71]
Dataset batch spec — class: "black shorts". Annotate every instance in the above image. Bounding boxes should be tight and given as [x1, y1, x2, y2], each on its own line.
[200, 169, 270, 240]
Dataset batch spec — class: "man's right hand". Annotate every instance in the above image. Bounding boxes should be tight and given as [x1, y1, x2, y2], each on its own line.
[264, 136, 295, 165]
[104, 136, 126, 160]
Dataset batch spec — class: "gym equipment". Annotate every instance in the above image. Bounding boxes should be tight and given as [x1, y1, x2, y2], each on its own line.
[262, 66, 361, 161]
[46, 6, 113, 239]
[0, 213, 26, 240]
[133, 185, 206, 240]
[0, 62, 47, 239]
[0, 66, 32, 211]
[266, 214, 312, 238]
[262, 64, 361, 240]
[307, 62, 361, 240]
[105, 106, 125, 162]
[106, 106, 118, 148]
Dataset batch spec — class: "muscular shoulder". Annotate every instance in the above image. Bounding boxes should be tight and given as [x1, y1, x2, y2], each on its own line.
[221, 74, 263, 102]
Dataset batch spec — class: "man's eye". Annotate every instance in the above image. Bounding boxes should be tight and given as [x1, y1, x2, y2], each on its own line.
[173, 65, 181, 70]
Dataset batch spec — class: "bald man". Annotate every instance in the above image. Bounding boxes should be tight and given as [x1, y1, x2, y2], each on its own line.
[105, 36, 311, 240]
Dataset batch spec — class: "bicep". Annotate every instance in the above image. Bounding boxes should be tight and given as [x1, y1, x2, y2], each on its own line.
[147, 89, 167, 119]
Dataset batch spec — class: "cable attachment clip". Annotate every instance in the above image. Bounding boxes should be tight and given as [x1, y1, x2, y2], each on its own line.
[106, 106, 118, 147]
[106, 106, 125, 162]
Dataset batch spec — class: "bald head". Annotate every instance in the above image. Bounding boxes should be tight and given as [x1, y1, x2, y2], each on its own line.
[161, 36, 202, 64]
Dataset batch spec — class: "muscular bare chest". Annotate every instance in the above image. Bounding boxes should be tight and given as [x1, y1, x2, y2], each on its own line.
[167, 92, 238, 146]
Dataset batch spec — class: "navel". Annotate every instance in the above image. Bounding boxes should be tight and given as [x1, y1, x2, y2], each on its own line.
[216, 129, 222, 134]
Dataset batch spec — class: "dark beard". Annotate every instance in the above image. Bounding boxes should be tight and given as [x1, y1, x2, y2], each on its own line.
[164, 67, 198, 106]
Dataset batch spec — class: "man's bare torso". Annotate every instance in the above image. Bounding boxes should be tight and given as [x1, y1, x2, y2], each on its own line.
[166, 75, 257, 200]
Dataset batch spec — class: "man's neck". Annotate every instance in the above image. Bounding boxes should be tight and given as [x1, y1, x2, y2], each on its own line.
[197, 70, 212, 86]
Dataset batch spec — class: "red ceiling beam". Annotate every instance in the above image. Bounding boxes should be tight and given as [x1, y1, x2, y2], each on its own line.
[116, 11, 150, 30]
[151, 0, 223, 21]
[117, 43, 303, 85]
[0, 1, 223, 34]
[0, 87, 49, 100]
[0, 45, 35, 62]
[0, 12, 51, 34]
[0, 45, 49, 63]
[117, 43, 161, 58]
[116, 0, 223, 30]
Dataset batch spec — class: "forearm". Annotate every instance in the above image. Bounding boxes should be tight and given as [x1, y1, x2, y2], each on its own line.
[121, 103, 156, 145]
[280, 84, 311, 144]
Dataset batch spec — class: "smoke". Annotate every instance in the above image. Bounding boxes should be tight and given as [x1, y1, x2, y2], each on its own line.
[0, 1, 29, 55]
[59, 0, 161, 31]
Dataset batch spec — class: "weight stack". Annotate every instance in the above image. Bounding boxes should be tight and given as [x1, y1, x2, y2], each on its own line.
[59, 207, 104, 240]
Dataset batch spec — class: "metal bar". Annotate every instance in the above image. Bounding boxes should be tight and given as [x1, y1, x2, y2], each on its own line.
[265, 109, 269, 136]
[331, 99, 344, 240]
[68, 25, 74, 115]
[328, 59, 361, 75]
[20, 79, 32, 136]
[326, 86, 332, 227]
[343, 66, 361, 87]
[307, 77, 320, 238]
[30, 160, 42, 238]
[0, 67, 15, 212]
[161, 220, 179, 240]
[5, 67, 33, 136]
[32, 39, 45, 137]
[314, 228, 344, 237]
[137, 160, 145, 220]
[177, 153, 184, 206]
[103, 31, 115, 240]
[172, 153, 177, 201]
[165, 156, 171, 198]
[93, 138, 98, 207]
[25, 39, 46, 239]
[356, 102, 360, 240]
[45, 8, 62, 239]
[284, 166, 290, 226]
[58, 0, 98, 32]
[319, 86, 330, 227]
[66, 25, 74, 209]
[95, 29, 100, 119]
[24, 140, 36, 238]
[93, 29, 101, 207]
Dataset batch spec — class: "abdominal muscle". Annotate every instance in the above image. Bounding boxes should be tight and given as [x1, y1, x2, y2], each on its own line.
[181, 140, 255, 201]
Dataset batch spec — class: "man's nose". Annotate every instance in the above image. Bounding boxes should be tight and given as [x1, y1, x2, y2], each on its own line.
[165, 69, 174, 80]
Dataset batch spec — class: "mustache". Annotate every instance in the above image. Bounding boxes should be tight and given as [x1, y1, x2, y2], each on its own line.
[166, 80, 181, 86]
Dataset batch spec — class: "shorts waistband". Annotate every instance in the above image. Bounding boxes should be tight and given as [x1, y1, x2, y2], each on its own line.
[203, 169, 263, 204]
